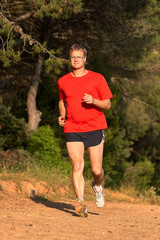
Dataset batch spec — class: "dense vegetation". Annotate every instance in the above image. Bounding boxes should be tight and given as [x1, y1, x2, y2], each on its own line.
[0, 0, 160, 196]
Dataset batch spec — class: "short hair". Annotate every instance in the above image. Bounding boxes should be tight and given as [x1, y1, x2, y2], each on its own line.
[70, 44, 87, 57]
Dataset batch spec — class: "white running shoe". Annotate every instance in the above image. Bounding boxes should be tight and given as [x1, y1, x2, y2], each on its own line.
[92, 182, 105, 208]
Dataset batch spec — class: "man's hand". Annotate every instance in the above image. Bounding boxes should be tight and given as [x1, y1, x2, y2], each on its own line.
[58, 116, 65, 127]
[83, 93, 111, 110]
[83, 93, 95, 104]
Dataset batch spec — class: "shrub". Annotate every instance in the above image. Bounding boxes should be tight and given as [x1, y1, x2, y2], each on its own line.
[27, 125, 71, 172]
[103, 127, 133, 188]
[123, 159, 155, 193]
[0, 149, 33, 171]
[0, 103, 29, 150]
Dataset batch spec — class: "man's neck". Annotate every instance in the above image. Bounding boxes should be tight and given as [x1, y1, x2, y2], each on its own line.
[71, 68, 88, 77]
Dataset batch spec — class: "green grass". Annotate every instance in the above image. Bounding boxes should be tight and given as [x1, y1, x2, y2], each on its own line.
[0, 166, 160, 205]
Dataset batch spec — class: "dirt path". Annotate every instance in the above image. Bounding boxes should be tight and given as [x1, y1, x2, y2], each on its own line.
[0, 193, 160, 240]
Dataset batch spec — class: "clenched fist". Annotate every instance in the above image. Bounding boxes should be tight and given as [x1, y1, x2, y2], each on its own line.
[58, 116, 65, 127]
[82, 93, 95, 104]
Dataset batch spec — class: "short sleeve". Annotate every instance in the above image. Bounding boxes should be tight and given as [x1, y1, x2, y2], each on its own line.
[58, 81, 65, 100]
[97, 76, 113, 100]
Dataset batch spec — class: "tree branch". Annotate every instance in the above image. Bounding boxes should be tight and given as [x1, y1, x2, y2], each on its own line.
[14, 11, 35, 22]
[0, 12, 68, 63]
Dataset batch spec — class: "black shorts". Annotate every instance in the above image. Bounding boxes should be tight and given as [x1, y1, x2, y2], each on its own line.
[65, 130, 105, 149]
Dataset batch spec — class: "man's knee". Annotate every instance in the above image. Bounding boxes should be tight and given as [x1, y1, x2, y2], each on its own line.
[92, 167, 103, 177]
[72, 160, 84, 172]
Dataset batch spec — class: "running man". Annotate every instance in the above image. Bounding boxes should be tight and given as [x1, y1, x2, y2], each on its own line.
[58, 44, 113, 217]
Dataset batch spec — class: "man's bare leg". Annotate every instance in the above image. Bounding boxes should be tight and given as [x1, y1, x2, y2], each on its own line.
[87, 140, 105, 208]
[87, 140, 104, 186]
[66, 142, 88, 217]
[66, 142, 85, 199]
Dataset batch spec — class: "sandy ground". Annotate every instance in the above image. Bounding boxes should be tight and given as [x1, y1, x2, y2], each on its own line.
[0, 186, 160, 240]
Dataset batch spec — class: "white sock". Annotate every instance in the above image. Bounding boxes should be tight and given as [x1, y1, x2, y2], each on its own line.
[77, 197, 84, 201]
[94, 185, 102, 192]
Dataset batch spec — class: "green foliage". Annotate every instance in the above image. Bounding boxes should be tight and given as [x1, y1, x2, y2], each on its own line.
[0, 0, 83, 68]
[0, 149, 33, 171]
[142, 186, 160, 205]
[0, 24, 21, 67]
[102, 94, 133, 189]
[44, 58, 64, 74]
[153, 163, 160, 194]
[26, 0, 83, 19]
[31, 42, 47, 55]
[0, 21, 11, 36]
[114, 0, 160, 70]
[27, 125, 71, 172]
[124, 100, 151, 141]
[0, 103, 29, 149]
[103, 126, 133, 189]
[1, 0, 160, 195]
[124, 159, 155, 192]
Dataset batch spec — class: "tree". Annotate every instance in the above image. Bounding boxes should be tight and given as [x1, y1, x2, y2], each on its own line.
[0, 0, 83, 130]
[1, 0, 160, 191]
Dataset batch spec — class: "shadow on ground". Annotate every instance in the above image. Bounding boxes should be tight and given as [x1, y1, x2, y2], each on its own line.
[31, 196, 99, 217]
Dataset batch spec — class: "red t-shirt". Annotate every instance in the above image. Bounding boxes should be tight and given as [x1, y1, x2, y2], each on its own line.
[58, 70, 113, 133]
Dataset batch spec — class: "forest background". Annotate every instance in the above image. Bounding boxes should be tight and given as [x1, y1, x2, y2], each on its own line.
[0, 0, 160, 198]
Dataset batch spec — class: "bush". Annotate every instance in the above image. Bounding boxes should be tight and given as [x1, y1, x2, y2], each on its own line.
[103, 127, 133, 189]
[123, 159, 155, 193]
[0, 103, 29, 150]
[0, 149, 33, 171]
[27, 125, 71, 172]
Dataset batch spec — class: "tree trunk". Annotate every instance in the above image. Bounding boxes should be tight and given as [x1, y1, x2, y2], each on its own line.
[27, 53, 44, 130]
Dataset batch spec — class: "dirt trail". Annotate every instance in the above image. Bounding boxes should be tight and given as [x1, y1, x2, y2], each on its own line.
[0, 191, 160, 240]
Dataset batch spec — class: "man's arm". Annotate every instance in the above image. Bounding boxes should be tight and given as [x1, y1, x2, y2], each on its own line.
[58, 99, 66, 127]
[82, 93, 111, 110]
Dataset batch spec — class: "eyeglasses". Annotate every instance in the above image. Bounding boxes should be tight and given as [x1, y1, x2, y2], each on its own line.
[70, 56, 84, 59]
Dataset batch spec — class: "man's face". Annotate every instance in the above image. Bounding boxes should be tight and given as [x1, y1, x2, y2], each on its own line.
[70, 50, 86, 70]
